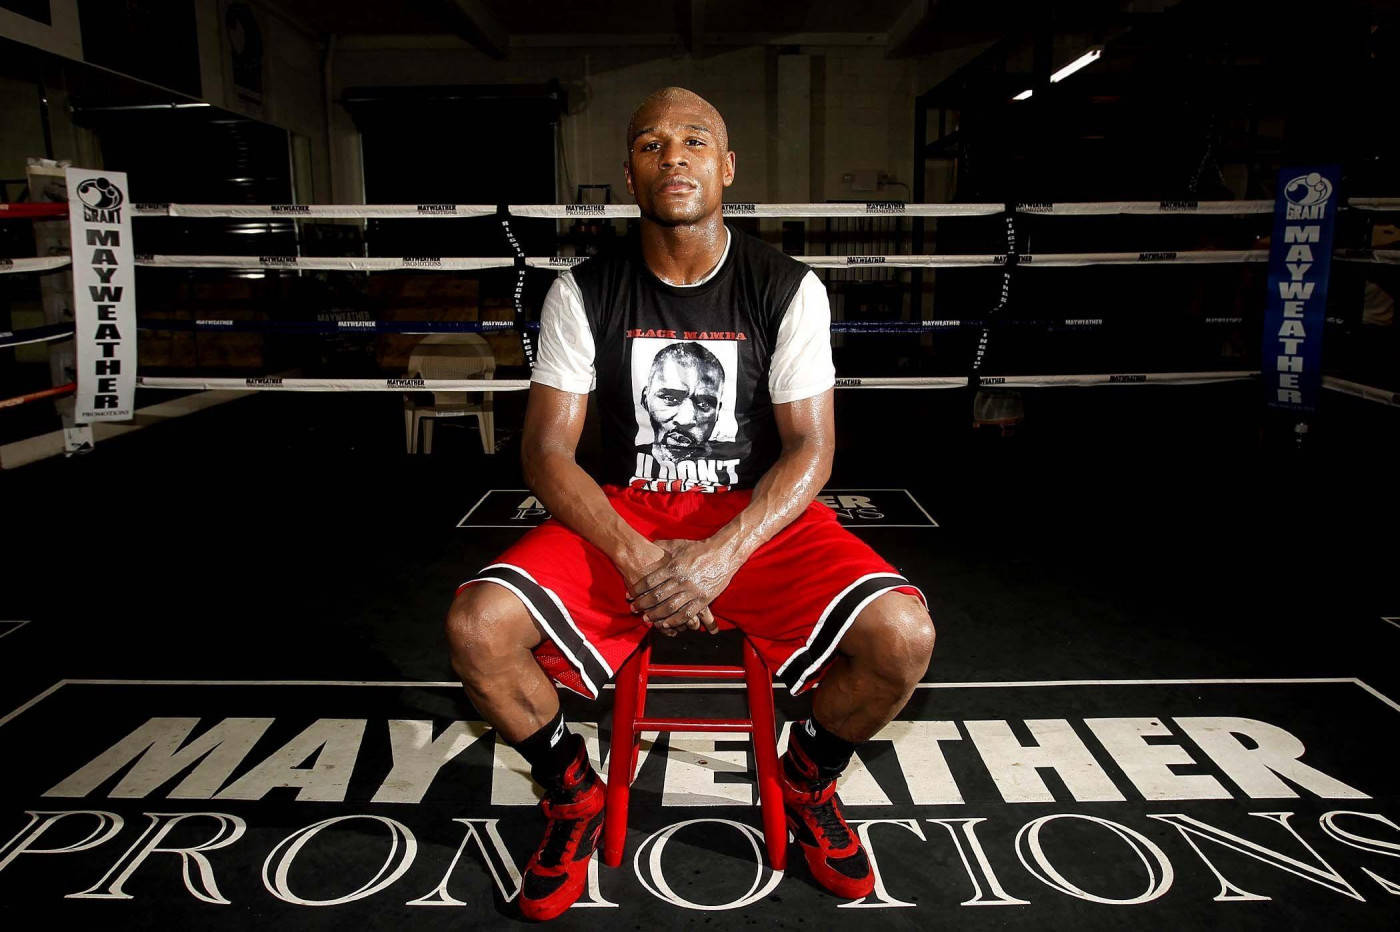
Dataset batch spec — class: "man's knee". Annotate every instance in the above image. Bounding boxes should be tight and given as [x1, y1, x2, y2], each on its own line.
[444, 583, 540, 684]
[847, 591, 935, 687]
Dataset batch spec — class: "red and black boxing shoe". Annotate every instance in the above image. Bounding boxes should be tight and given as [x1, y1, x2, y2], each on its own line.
[519, 735, 606, 921]
[780, 737, 875, 900]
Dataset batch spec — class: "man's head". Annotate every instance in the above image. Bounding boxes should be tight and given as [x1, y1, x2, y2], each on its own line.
[641, 342, 725, 457]
[624, 87, 734, 227]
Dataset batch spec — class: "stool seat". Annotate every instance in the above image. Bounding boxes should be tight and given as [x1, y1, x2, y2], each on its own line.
[602, 633, 787, 870]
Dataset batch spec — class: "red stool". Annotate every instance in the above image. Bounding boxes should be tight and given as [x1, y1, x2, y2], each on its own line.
[602, 632, 787, 870]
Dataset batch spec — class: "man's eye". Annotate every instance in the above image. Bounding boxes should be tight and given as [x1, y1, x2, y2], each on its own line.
[686, 138, 704, 146]
[642, 141, 659, 151]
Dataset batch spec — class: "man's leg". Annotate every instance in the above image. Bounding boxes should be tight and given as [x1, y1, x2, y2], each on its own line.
[445, 582, 555, 742]
[444, 583, 605, 921]
[811, 590, 935, 742]
[782, 590, 935, 898]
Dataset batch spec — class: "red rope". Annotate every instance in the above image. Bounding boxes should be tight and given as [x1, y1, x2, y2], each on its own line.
[0, 203, 68, 220]
[0, 383, 76, 410]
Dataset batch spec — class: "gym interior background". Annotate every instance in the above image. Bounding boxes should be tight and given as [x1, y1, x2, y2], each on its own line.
[1, 1, 1398, 928]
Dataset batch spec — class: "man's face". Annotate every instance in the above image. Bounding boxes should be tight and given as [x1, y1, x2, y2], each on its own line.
[643, 355, 722, 453]
[625, 97, 734, 226]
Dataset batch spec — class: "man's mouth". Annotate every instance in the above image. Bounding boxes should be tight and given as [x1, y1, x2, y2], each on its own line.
[658, 177, 697, 195]
[662, 432, 697, 448]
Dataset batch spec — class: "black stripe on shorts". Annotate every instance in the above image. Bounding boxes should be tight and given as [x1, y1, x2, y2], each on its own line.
[472, 563, 611, 698]
[776, 573, 914, 695]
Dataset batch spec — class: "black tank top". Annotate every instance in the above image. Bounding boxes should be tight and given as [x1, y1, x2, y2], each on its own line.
[570, 225, 810, 492]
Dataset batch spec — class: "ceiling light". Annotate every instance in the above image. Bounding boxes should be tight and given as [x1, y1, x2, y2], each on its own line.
[1012, 47, 1104, 101]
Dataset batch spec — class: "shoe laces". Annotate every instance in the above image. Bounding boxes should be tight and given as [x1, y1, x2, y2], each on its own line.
[809, 797, 852, 848]
[539, 814, 580, 868]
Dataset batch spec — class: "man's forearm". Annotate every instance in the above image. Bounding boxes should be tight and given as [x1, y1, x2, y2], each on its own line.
[523, 450, 658, 570]
[709, 438, 830, 564]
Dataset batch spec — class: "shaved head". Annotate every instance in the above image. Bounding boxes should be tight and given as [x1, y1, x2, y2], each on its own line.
[627, 87, 729, 151]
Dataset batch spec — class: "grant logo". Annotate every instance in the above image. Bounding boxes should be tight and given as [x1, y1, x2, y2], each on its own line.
[1285, 172, 1334, 220]
[76, 177, 123, 224]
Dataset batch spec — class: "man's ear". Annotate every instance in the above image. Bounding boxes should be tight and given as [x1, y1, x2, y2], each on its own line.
[624, 160, 635, 196]
[722, 150, 735, 188]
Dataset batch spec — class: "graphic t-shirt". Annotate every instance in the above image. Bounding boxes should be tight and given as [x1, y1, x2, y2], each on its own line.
[530, 225, 835, 492]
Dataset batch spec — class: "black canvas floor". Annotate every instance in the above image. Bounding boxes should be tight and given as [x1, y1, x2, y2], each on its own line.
[1, 385, 1397, 929]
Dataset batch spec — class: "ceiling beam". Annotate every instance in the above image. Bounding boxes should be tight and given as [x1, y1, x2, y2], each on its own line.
[888, 0, 934, 57]
[439, 0, 508, 59]
[676, 0, 704, 57]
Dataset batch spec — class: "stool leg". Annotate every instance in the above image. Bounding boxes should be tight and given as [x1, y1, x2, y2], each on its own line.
[603, 644, 645, 868]
[743, 639, 788, 870]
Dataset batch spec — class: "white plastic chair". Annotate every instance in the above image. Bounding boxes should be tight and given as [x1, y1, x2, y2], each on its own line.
[403, 333, 496, 455]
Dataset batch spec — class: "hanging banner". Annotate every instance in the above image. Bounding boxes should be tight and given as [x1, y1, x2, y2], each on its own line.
[1262, 166, 1340, 412]
[65, 168, 137, 422]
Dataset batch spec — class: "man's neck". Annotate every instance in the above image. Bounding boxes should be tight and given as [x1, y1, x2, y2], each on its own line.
[640, 216, 729, 286]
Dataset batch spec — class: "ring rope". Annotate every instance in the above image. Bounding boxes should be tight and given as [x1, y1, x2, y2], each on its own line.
[3, 250, 1287, 275]
[0, 382, 75, 409]
[4, 197, 1397, 222]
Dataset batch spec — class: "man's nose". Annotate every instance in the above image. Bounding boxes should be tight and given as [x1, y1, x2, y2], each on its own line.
[674, 398, 696, 425]
[659, 140, 688, 169]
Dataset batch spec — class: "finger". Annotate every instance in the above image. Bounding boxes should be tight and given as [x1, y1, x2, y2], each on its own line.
[644, 591, 698, 624]
[633, 580, 682, 614]
[699, 608, 719, 634]
[630, 566, 682, 602]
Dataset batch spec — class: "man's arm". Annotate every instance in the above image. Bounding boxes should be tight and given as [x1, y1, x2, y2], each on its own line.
[629, 388, 835, 631]
[520, 382, 664, 585]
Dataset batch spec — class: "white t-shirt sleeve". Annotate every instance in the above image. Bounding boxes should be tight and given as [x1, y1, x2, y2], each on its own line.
[768, 271, 835, 404]
[530, 271, 596, 394]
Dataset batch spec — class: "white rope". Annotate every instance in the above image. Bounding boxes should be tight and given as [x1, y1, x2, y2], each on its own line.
[0, 256, 71, 274]
[832, 377, 968, 388]
[136, 376, 531, 392]
[508, 203, 1005, 219]
[1335, 249, 1400, 265]
[978, 371, 1257, 387]
[800, 254, 1007, 269]
[133, 204, 496, 219]
[1021, 249, 1268, 267]
[1322, 376, 1400, 407]
[1347, 198, 1400, 212]
[135, 255, 515, 271]
[113, 198, 1400, 220]
[1016, 200, 1274, 216]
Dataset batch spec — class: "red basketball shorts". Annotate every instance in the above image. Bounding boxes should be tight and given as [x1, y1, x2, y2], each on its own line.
[457, 485, 925, 699]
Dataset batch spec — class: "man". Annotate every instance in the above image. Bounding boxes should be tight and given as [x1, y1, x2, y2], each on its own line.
[639, 341, 725, 469]
[445, 87, 935, 920]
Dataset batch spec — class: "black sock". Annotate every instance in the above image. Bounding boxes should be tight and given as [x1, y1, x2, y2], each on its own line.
[789, 716, 860, 782]
[512, 710, 576, 787]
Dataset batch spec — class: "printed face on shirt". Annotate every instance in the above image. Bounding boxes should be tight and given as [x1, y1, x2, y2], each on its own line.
[641, 343, 723, 461]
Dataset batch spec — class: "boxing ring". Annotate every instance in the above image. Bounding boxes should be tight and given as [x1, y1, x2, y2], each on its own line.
[2, 188, 1400, 929]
